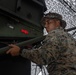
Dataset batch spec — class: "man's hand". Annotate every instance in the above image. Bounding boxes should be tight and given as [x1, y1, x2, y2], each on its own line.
[6, 44, 20, 56]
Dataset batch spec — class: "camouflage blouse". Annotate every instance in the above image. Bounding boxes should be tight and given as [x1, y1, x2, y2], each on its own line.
[21, 27, 76, 75]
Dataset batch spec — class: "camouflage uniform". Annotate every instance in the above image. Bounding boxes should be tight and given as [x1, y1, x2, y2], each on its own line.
[21, 27, 76, 75]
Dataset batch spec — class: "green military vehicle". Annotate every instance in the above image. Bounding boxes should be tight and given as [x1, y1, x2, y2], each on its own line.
[0, 0, 46, 75]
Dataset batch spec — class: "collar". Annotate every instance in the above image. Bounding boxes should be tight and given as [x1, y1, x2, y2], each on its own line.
[48, 27, 64, 34]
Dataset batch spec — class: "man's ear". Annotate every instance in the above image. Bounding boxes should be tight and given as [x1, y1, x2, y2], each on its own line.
[56, 20, 60, 27]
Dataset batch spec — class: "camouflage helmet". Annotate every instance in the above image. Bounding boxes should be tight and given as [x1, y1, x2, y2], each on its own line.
[41, 12, 66, 29]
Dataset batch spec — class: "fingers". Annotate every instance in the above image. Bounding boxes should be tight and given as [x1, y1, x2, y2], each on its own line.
[6, 44, 15, 54]
[6, 49, 11, 54]
[6, 44, 20, 56]
[9, 44, 16, 47]
[6, 48, 20, 56]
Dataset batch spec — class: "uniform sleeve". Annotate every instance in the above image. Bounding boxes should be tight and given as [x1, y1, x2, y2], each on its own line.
[20, 30, 61, 65]
[20, 45, 51, 65]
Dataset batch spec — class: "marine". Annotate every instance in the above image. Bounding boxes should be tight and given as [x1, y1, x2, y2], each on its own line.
[6, 12, 76, 75]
